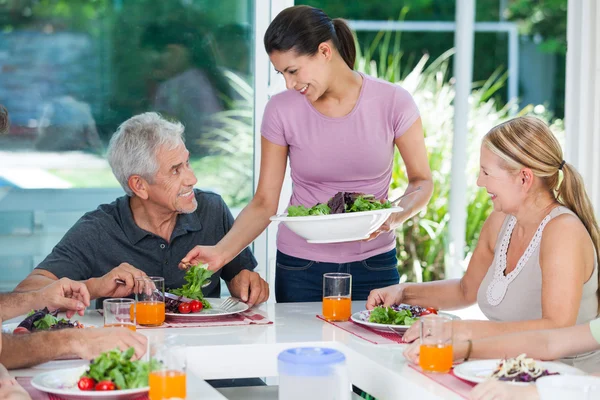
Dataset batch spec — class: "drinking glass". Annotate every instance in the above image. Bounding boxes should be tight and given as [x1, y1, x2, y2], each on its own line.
[322, 273, 352, 322]
[135, 276, 165, 327]
[149, 341, 187, 400]
[103, 298, 136, 331]
[419, 314, 453, 373]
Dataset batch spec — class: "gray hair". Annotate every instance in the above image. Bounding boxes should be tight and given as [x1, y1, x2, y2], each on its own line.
[107, 112, 185, 196]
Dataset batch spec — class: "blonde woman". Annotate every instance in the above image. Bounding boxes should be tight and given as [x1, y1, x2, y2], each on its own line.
[368, 116, 600, 371]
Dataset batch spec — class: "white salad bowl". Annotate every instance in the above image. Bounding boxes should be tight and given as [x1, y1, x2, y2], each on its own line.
[270, 207, 403, 244]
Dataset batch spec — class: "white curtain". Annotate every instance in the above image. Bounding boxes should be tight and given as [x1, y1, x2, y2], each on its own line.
[565, 0, 600, 217]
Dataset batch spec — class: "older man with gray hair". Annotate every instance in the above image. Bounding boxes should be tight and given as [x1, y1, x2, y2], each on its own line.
[15, 112, 269, 306]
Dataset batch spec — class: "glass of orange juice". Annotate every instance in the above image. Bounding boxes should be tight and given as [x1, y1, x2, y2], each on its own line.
[135, 276, 165, 327]
[149, 341, 186, 400]
[322, 273, 352, 322]
[419, 314, 453, 373]
[103, 298, 136, 331]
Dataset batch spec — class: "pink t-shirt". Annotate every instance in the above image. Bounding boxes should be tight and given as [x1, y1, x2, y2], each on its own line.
[261, 73, 420, 263]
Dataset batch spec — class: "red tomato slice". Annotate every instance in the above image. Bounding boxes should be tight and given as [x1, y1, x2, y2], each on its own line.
[426, 307, 438, 314]
[13, 327, 30, 334]
[178, 302, 191, 314]
[77, 377, 95, 391]
[190, 300, 202, 313]
[95, 380, 115, 391]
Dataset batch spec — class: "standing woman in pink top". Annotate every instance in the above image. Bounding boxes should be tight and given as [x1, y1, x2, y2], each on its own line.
[180, 5, 433, 302]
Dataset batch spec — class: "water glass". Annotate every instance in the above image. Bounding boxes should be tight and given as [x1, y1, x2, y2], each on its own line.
[135, 276, 165, 327]
[419, 314, 453, 373]
[322, 273, 352, 322]
[103, 298, 136, 331]
[149, 341, 187, 400]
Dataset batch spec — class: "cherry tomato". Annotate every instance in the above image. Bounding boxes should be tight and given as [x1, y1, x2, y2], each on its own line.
[95, 380, 115, 391]
[13, 327, 30, 334]
[190, 300, 203, 313]
[178, 302, 191, 314]
[77, 377, 95, 391]
[426, 307, 438, 314]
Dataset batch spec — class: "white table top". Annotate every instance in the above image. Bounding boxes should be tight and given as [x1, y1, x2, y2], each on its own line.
[7, 301, 487, 400]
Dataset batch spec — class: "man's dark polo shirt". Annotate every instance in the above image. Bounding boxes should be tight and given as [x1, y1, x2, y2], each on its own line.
[36, 190, 257, 297]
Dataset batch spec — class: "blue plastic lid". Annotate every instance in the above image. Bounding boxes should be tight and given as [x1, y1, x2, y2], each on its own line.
[278, 347, 346, 377]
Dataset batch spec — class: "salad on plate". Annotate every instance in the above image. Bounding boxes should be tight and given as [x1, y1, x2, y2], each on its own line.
[13, 307, 85, 334]
[165, 264, 212, 314]
[368, 305, 438, 326]
[490, 354, 560, 383]
[77, 347, 158, 391]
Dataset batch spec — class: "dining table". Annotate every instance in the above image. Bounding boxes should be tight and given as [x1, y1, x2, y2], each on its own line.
[7, 301, 487, 399]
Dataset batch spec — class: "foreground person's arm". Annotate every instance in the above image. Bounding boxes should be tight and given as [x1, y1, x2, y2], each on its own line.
[404, 320, 600, 365]
[469, 379, 538, 400]
[0, 278, 90, 321]
[0, 328, 147, 370]
[454, 320, 600, 362]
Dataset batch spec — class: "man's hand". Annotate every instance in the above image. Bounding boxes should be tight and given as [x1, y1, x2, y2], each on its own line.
[35, 278, 90, 318]
[179, 245, 225, 272]
[227, 270, 269, 307]
[72, 327, 148, 361]
[87, 263, 147, 299]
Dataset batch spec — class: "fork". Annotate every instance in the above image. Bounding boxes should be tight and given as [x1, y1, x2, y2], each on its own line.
[220, 296, 241, 311]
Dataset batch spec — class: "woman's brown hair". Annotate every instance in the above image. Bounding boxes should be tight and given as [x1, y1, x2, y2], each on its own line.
[264, 5, 356, 69]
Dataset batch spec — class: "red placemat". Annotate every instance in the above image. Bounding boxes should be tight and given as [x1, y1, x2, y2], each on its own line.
[317, 315, 407, 344]
[408, 364, 476, 399]
[97, 308, 272, 329]
[15, 377, 150, 400]
[155, 307, 272, 329]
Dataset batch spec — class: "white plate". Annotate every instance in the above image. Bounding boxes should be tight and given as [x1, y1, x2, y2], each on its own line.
[350, 309, 459, 333]
[453, 359, 586, 386]
[270, 207, 403, 244]
[166, 297, 249, 319]
[1, 321, 94, 334]
[31, 367, 149, 399]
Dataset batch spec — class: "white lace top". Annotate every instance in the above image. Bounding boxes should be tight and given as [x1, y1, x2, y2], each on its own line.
[477, 206, 598, 324]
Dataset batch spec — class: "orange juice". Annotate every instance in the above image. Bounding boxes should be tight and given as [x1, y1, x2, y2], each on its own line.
[104, 323, 136, 332]
[419, 344, 453, 373]
[149, 370, 186, 400]
[136, 301, 165, 326]
[322, 296, 351, 321]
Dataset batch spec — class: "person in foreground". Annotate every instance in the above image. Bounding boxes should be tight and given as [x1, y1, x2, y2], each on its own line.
[368, 116, 600, 371]
[180, 5, 433, 302]
[13, 112, 268, 307]
[0, 280, 146, 400]
[0, 278, 148, 370]
[405, 318, 600, 399]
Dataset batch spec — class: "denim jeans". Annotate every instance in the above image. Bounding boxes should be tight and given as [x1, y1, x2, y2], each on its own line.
[275, 249, 400, 303]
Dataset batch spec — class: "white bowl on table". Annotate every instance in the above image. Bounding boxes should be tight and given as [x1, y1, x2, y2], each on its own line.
[270, 207, 402, 244]
[536, 375, 600, 399]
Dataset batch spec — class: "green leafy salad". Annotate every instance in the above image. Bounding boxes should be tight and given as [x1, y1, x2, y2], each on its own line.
[368, 306, 418, 326]
[79, 347, 159, 390]
[168, 264, 213, 310]
[288, 191, 392, 217]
